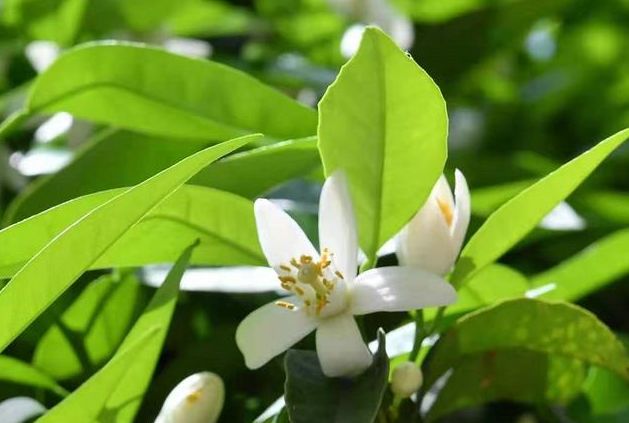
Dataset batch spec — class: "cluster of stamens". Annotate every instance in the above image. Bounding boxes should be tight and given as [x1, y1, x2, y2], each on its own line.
[274, 248, 343, 315]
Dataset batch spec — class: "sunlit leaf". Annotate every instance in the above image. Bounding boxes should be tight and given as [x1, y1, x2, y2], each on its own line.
[451, 128, 629, 287]
[13, 43, 317, 140]
[0, 135, 255, 352]
[0, 355, 68, 397]
[319, 27, 447, 260]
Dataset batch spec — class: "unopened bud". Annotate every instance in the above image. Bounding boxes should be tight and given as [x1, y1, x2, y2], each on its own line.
[155, 372, 224, 423]
[391, 362, 423, 398]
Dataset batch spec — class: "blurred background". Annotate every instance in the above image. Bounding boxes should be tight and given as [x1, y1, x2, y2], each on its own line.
[0, 0, 628, 421]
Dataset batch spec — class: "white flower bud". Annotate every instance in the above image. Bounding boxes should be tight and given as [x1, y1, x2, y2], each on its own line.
[391, 362, 423, 398]
[397, 170, 471, 276]
[155, 372, 224, 423]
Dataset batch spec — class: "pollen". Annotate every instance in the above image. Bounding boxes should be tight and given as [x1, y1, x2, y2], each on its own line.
[275, 301, 296, 310]
[437, 197, 454, 227]
[185, 389, 202, 404]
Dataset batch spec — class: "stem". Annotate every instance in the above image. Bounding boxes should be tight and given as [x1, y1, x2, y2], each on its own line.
[408, 310, 425, 362]
[359, 254, 376, 273]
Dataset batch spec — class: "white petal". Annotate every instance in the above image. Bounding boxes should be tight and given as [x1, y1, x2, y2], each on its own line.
[236, 298, 318, 369]
[396, 197, 456, 275]
[254, 199, 318, 272]
[351, 267, 457, 315]
[451, 169, 471, 251]
[315, 314, 372, 377]
[0, 397, 45, 423]
[433, 175, 455, 209]
[319, 171, 358, 281]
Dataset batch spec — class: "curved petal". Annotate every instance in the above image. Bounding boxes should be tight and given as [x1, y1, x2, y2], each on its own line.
[319, 172, 358, 281]
[351, 267, 457, 315]
[396, 198, 456, 275]
[315, 314, 372, 377]
[432, 175, 454, 209]
[236, 298, 318, 369]
[451, 169, 471, 252]
[254, 199, 318, 272]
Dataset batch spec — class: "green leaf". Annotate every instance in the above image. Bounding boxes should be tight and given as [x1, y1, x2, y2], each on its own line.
[17, 43, 317, 140]
[101, 241, 197, 423]
[318, 27, 447, 260]
[191, 136, 321, 198]
[424, 299, 629, 391]
[36, 328, 157, 422]
[284, 330, 389, 423]
[0, 185, 264, 279]
[0, 355, 68, 397]
[568, 366, 629, 423]
[0, 135, 255, 353]
[451, 128, 629, 287]
[425, 264, 530, 321]
[579, 191, 629, 225]
[3, 0, 88, 45]
[529, 228, 629, 302]
[5, 129, 208, 223]
[427, 350, 586, 422]
[33, 272, 144, 381]
[470, 179, 536, 217]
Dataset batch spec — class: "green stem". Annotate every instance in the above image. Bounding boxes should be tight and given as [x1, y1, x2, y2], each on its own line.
[408, 310, 425, 362]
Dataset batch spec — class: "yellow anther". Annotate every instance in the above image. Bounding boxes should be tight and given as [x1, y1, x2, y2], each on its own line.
[335, 271, 344, 280]
[290, 258, 301, 268]
[279, 276, 296, 284]
[300, 255, 313, 264]
[280, 264, 291, 272]
[275, 301, 296, 310]
[437, 198, 454, 227]
[294, 286, 305, 296]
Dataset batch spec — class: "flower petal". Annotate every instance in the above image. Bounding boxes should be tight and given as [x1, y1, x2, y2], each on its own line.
[351, 267, 457, 315]
[316, 314, 372, 377]
[319, 171, 358, 281]
[451, 169, 471, 252]
[433, 175, 454, 209]
[236, 298, 318, 369]
[396, 196, 455, 275]
[254, 199, 318, 272]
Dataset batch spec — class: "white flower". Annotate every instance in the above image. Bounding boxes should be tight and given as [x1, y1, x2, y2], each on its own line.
[391, 362, 423, 398]
[397, 170, 471, 276]
[155, 372, 224, 423]
[236, 172, 457, 378]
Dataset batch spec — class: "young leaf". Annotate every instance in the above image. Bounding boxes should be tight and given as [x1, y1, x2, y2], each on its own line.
[284, 330, 389, 423]
[424, 299, 629, 390]
[451, 128, 629, 287]
[0, 185, 264, 279]
[0, 355, 68, 397]
[0, 135, 256, 353]
[318, 27, 447, 260]
[33, 272, 144, 381]
[101, 241, 197, 423]
[36, 328, 157, 422]
[17, 43, 317, 140]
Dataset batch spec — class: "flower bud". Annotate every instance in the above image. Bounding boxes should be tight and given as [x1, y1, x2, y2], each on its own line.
[155, 372, 224, 423]
[391, 362, 423, 398]
[397, 170, 470, 276]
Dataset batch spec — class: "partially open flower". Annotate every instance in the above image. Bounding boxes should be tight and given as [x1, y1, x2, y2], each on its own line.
[397, 170, 471, 276]
[236, 172, 456, 378]
[391, 362, 423, 398]
[155, 372, 224, 423]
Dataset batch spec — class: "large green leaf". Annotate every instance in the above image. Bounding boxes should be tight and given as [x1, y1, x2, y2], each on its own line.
[36, 328, 157, 422]
[568, 366, 629, 423]
[530, 228, 629, 302]
[318, 27, 447, 260]
[33, 272, 144, 381]
[101, 241, 196, 423]
[424, 299, 629, 390]
[5, 129, 207, 223]
[284, 330, 389, 423]
[427, 350, 586, 421]
[0, 355, 68, 397]
[0, 185, 264, 279]
[451, 128, 629, 287]
[5, 42, 317, 140]
[0, 135, 255, 352]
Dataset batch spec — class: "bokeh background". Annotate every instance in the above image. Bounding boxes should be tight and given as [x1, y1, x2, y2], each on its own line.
[0, 0, 628, 422]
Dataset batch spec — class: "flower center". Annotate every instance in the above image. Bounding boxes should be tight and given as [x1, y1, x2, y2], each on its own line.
[274, 249, 343, 316]
[436, 197, 454, 227]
